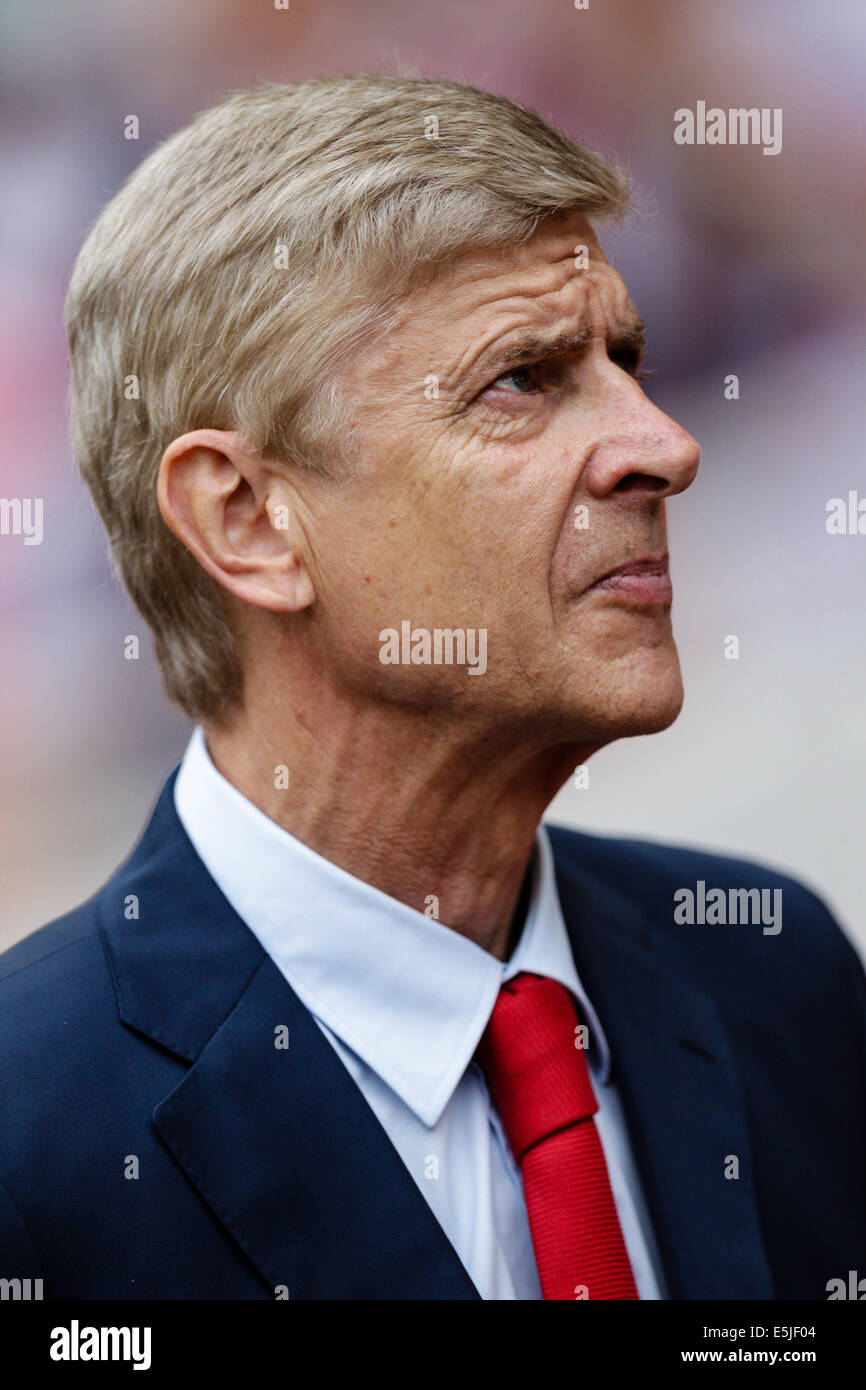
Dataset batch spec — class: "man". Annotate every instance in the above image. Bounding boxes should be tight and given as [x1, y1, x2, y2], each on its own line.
[1, 76, 864, 1301]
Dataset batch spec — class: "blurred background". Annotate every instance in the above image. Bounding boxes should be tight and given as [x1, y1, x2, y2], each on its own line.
[0, 0, 863, 953]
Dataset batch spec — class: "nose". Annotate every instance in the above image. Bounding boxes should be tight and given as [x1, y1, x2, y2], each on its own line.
[582, 384, 701, 501]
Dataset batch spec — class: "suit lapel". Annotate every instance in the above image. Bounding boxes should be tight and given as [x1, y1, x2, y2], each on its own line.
[101, 776, 479, 1301]
[152, 954, 479, 1299]
[551, 837, 774, 1300]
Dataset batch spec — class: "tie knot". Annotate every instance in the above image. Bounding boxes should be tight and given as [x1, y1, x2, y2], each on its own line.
[477, 972, 598, 1162]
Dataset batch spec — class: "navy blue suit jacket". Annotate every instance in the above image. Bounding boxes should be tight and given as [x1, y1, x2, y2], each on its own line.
[1, 772, 864, 1300]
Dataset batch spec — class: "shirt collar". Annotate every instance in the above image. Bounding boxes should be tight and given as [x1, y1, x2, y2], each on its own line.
[175, 726, 611, 1127]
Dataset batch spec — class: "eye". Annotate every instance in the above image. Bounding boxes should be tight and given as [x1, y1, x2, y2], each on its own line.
[608, 347, 647, 380]
[489, 365, 543, 395]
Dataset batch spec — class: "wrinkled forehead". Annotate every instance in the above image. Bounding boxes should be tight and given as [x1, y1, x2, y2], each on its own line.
[441, 215, 633, 334]
[360, 212, 639, 382]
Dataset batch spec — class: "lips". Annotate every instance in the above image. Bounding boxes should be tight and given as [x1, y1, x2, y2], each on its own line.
[586, 554, 672, 603]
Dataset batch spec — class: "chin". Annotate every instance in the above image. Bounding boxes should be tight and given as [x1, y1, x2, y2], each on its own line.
[554, 647, 685, 742]
[631, 687, 684, 735]
[609, 661, 685, 738]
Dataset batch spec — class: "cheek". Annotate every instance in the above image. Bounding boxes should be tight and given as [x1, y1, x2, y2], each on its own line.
[548, 515, 610, 602]
[460, 435, 576, 541]
[523, 453, 602, 599]
[322, 428, 582, 624]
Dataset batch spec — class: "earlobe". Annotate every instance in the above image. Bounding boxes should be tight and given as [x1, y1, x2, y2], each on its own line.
[156, 429, 316, 615]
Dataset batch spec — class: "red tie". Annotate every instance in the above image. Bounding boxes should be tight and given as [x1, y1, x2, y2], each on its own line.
[477, 971, 639, 1301]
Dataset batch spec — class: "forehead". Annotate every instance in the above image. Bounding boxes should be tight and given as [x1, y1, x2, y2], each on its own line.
[440, 213, 619, 308]
[363, 212, 639, 381]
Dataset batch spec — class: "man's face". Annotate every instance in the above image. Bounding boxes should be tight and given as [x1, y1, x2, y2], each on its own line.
[296, 212, 700, 747]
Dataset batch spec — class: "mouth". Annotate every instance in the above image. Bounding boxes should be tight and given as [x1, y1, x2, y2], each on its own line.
[584, 553, 672, 604]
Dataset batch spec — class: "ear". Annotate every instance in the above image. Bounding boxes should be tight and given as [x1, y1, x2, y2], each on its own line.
[157, 429, 315, 613]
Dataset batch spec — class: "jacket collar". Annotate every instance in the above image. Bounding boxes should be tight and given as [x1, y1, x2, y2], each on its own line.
[99, 769, 264, 1062]
[549, 827, 773, 1301]
[99, 773, 479, 1299]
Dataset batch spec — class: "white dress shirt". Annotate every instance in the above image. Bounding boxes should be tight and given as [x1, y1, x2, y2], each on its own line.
[174, 727, 667, 1299]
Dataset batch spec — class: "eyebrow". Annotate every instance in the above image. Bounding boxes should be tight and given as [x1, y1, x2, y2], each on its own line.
[468, 316, 646, 381]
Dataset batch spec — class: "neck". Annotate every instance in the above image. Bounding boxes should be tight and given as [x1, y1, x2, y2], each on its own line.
[204, 681, 596, 960]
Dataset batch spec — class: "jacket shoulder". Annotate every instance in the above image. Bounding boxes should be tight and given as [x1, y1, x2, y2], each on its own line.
[546, 820, 821, 895]
[0, 896, 117, 1059]
[0, 898, 102, 986]
[545, 822, 861, 971]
